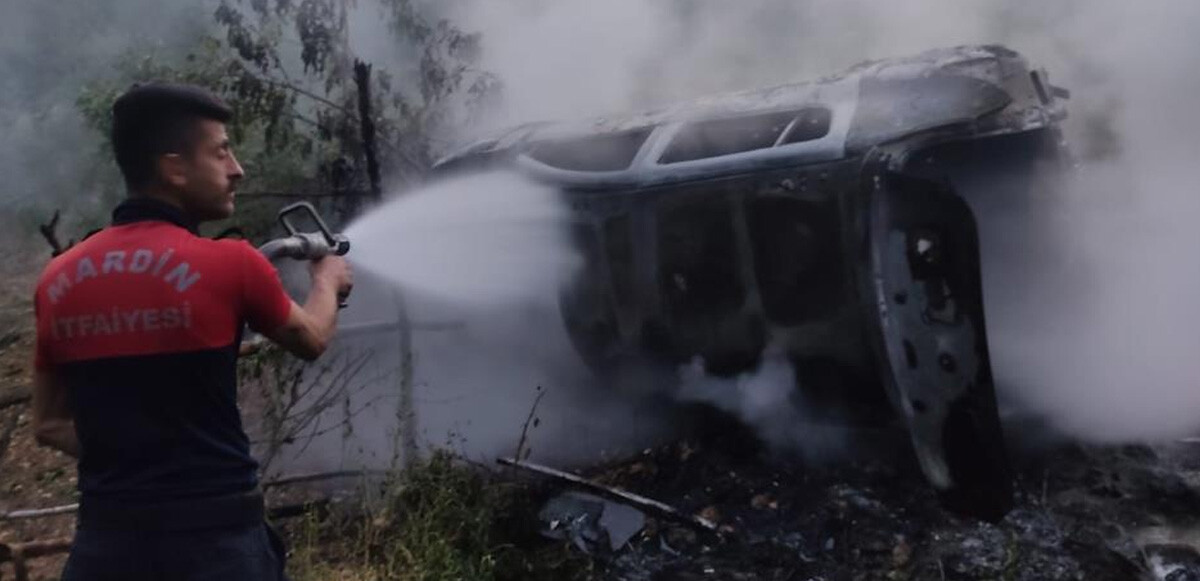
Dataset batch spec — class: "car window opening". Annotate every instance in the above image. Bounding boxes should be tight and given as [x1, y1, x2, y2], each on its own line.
[660, 107, 832, 164]
[526, 128, 652, 172]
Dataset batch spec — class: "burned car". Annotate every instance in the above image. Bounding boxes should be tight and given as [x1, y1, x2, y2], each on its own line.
[433, 45, 1070, 520]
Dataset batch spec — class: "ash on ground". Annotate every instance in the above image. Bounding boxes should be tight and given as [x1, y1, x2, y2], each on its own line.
[543, 409, 1200, 581]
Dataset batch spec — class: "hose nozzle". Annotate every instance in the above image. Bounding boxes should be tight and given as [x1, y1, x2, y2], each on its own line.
[258, 201, 352, 307]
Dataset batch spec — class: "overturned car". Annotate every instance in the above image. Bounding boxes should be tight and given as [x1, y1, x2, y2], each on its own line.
[433, 45, 1070, 520]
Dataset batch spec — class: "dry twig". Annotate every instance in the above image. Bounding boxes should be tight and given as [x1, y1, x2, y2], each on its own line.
[0, 468, 375, 522]
[0, 538, 73, 581]
[512, 386, 545, 463]
[37, 211, 71, 257]
[0, 389, 30, 411]
[497, 457, 721, 535]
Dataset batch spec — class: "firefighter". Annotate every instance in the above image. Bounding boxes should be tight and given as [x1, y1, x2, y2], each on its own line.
[30, 82, 352, 580]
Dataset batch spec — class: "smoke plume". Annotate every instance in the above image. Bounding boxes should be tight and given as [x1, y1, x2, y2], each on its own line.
[445, 0, 1200, 445]
[0, 0, 210, 213]
[9, 0, 1200, 465]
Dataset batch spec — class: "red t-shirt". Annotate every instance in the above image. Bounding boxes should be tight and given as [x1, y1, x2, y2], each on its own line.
[33, 198, 292, 502]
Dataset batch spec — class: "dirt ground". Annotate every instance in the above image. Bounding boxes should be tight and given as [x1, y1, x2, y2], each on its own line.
[0, 228, 75, 580]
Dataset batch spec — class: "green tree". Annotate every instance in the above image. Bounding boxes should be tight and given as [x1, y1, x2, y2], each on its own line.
[75, 38, 326, 237]
[73, 0, 500, 237]
[211, 0, 500, 190]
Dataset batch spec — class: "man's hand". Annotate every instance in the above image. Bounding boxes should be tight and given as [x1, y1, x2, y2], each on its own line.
[262, 256, 354, 361]
[310, 255, 353, 304]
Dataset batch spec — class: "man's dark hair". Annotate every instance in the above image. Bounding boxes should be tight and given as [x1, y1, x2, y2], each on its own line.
[111, 82, 233, 191]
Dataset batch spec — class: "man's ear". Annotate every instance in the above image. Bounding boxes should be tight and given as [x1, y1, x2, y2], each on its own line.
[157, 153, 188, 189]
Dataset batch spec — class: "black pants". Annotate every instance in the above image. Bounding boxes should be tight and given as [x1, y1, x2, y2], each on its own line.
[61, 522, 288, 581]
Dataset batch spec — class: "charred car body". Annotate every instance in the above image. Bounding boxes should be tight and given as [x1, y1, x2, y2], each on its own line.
[433, 45, 1070, 520]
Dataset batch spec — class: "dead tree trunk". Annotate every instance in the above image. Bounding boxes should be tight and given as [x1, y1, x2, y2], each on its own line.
[37, 211, 71, 257]
[354, 60, 383, 205]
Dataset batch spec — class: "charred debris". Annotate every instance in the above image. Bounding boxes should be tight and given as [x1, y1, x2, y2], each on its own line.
[517, 416, 1200, 580]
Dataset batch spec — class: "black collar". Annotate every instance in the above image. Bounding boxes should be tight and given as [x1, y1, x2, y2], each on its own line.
[111, 197, 199, 233]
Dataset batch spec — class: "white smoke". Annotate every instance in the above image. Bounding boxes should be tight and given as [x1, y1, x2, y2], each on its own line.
[0, 0, 212, 212]
[442, 0, 1200, 444]
[676, 345, 848, 460]
[986, 3, 1200, 441]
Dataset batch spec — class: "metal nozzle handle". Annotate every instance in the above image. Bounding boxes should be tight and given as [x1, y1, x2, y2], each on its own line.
[278, 201, 340, 251]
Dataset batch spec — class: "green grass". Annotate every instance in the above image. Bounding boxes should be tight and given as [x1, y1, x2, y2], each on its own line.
[286, 451, 595, 581]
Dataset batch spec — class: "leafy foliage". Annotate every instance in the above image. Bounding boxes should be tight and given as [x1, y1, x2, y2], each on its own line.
[212, 0, 502, 186]
[77, 38, 335, 195]
[75, 37, 340, 237]
[72, 0, 500, 239]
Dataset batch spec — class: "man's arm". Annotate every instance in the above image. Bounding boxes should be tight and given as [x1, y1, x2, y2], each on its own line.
[259, 256, 352, 361]
[31, 369, 79, 457]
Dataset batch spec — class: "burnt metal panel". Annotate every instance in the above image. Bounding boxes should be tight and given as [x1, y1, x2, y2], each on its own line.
[745, 196, 843, 325]
[845, 75, 1011, 152]
[656, 194, 744, 321]
[601, 214, 637, 314]
[434, 45, 1065, 193]
[559, 222, 621, 370]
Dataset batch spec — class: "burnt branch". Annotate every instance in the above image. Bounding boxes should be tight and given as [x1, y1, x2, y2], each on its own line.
[0, 405, 21, 464]
[0, 389, 31, 411]
[497, 457, 722, 535]
[245, 347, 378, 476]
[353, 60, 383, 203]
[512, 385, 545, 463]
[37, 211, 73, 258]
[0, 537, 73, 580]
[262, 469, 386, 489]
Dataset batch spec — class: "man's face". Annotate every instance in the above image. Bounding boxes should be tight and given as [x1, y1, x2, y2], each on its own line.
[162, 119, 244, 222]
